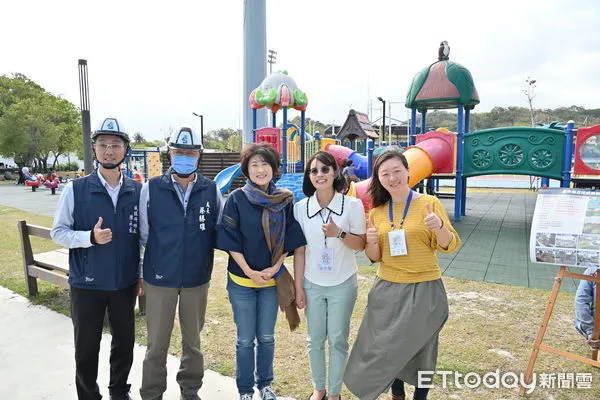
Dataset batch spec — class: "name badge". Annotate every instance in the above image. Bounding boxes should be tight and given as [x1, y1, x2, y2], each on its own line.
[319, 248, 334, 272]
[388, 230, 408, 256]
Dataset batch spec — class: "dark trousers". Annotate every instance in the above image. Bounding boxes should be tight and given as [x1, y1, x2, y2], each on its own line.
[70, 284, 137, 400]
[392, 378, 430, 400]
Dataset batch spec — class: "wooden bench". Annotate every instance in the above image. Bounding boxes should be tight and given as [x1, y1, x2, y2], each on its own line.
[17, 220, 145, 314]
[18, 220, 69, 296]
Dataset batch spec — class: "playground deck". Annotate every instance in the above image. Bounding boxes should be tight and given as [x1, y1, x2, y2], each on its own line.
[0, 184, 578, 292]
[356, 190, 580, 293]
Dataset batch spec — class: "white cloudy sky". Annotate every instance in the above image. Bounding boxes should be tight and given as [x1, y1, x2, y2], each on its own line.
[1, 0, 598, 141]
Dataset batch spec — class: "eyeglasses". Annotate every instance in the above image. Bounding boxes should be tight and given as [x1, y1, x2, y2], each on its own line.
[96, 143, 126, 152]
[309, 166, 332, 175]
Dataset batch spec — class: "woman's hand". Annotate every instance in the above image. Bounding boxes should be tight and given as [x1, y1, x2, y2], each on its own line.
[295, 287, 306, 309]
[423, 203, 443, 231]
[322, 216, 340, 238]
[366, 219, 379, 244]
[260, 265, 280, 280]
[248, 269, 270, 286]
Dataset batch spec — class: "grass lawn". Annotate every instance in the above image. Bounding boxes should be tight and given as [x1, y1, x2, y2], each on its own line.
[1, 204, 599, 399]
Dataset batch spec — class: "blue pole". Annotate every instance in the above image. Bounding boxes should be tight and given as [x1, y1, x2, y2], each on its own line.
[363, 139, 367, 156]
[421, 111, 427, 135]
[461, 109, 471, 216]
[252, 109, 257, 143]
[143, 152, 148, 182]
[454, 104, 464, 221]
[271, 112, 276, 128]
[410, 108, 417, 145]
[561, 120, 575, 188]
[282, 107, 288, 173]
[367, 139, 374, 179]
[300, 111, 306, 172]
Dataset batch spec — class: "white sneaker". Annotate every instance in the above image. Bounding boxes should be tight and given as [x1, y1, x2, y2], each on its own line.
[239, 394, 253, 400]
[260, 386, 277, 400]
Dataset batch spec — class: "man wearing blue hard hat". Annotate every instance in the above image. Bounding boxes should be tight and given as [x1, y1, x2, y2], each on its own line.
[138, 126, 223, 400]
[51, 118, 142, 400]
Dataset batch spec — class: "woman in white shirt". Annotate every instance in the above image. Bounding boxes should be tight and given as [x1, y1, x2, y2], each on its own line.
[294, 151, 366, 400]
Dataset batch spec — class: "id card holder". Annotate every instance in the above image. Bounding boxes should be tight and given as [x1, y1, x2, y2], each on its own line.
[318, 248, 334, 272]
[388, 230, 408, 256]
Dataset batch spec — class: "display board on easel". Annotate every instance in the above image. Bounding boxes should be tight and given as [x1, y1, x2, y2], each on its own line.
[522, 188, 600, 395]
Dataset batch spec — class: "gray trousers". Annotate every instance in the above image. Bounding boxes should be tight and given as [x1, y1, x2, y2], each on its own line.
[140, 282, 210, 400]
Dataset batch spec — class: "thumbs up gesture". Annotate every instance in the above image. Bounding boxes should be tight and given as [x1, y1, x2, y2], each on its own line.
[93, 216, 113, 245]
[322, 216, 340, 238]
[366, 219, 379, 244]
[423, 203, 443, 231]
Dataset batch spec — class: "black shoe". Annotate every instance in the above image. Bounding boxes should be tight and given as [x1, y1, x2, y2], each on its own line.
[110, 394, 132, 400]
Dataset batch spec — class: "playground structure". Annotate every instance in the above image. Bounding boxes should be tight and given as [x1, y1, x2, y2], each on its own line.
[212, 41, 600, 217]
[124, 148, 162, 182]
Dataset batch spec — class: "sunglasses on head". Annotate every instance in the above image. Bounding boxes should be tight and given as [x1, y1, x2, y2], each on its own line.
[309, 165, 332, 175]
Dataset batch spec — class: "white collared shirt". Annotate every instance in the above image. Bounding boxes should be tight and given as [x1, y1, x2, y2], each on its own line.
[293, 192, 366, 286]
[96, 170, 123, 208]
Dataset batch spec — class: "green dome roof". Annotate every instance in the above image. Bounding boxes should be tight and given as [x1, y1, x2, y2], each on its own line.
[406, 43, 479, 111]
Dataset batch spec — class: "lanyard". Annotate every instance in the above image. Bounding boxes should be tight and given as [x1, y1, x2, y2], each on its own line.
[319, 209, 333, 247]
[388, 190, 413, 230]
[174, 182, 186, 204]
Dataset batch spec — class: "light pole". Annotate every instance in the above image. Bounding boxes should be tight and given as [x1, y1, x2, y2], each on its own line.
[192, 112, 204, 145]
[268, 49, 277, 74]
[78, 59, 93, 174]
[387, 101, 407, 145]
[523, 77, 537, 127]
[377, 97, 386, 143]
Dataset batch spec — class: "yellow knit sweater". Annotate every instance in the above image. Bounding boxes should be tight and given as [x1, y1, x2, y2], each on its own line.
[369, 194, 461, 283]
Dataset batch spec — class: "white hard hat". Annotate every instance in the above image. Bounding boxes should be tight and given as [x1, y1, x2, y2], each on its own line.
[91, 117, 130, 143]
[168, 126, 203, 150]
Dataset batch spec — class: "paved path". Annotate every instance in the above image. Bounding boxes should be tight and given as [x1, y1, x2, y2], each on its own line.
[0, 183, 61, 217]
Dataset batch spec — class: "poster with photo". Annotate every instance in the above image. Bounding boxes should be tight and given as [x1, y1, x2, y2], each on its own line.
[530, 188, 600, 268]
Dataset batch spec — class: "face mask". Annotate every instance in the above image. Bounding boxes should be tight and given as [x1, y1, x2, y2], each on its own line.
[171, 155, 198, 176]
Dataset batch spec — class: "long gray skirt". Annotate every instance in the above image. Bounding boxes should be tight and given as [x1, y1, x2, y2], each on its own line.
[344, 277, 449, 400]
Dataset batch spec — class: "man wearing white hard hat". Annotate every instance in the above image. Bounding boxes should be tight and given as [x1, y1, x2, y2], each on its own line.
[51, 118, 142, 400]
[138, 126, 223, 400]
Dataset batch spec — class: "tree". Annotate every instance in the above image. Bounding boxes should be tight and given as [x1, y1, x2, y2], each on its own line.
[522, 77, 537, 126]
[227, 133, 242, 152]
[0, 74, 81, 171]
[203, 128, 243, 151]
[133, 132, 146, 145]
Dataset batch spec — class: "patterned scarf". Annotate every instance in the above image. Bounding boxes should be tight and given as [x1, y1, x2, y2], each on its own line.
[242, 179, 300, 331]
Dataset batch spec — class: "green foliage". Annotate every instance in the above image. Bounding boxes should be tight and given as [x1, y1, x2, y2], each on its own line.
[55, 161, 80, 172]
[0, 73, 81, 172]
[133, 132, 145, 145]
[132, 139, 164, 149]
[204, 128, 242, 152]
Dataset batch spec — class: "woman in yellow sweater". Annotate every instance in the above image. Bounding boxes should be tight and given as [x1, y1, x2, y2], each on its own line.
[343, 149, 460, 400]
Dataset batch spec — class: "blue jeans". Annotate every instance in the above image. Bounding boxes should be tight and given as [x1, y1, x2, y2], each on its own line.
[227, 276, 279, 395]
[304, 274, 358, 396]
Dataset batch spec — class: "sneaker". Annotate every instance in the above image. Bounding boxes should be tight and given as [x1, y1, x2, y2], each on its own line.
[260, 386, 277, 400]
[239, 394, 253, 400]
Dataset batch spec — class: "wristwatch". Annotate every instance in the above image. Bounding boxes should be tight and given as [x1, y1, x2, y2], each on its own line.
[338, 230, 347, 239]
